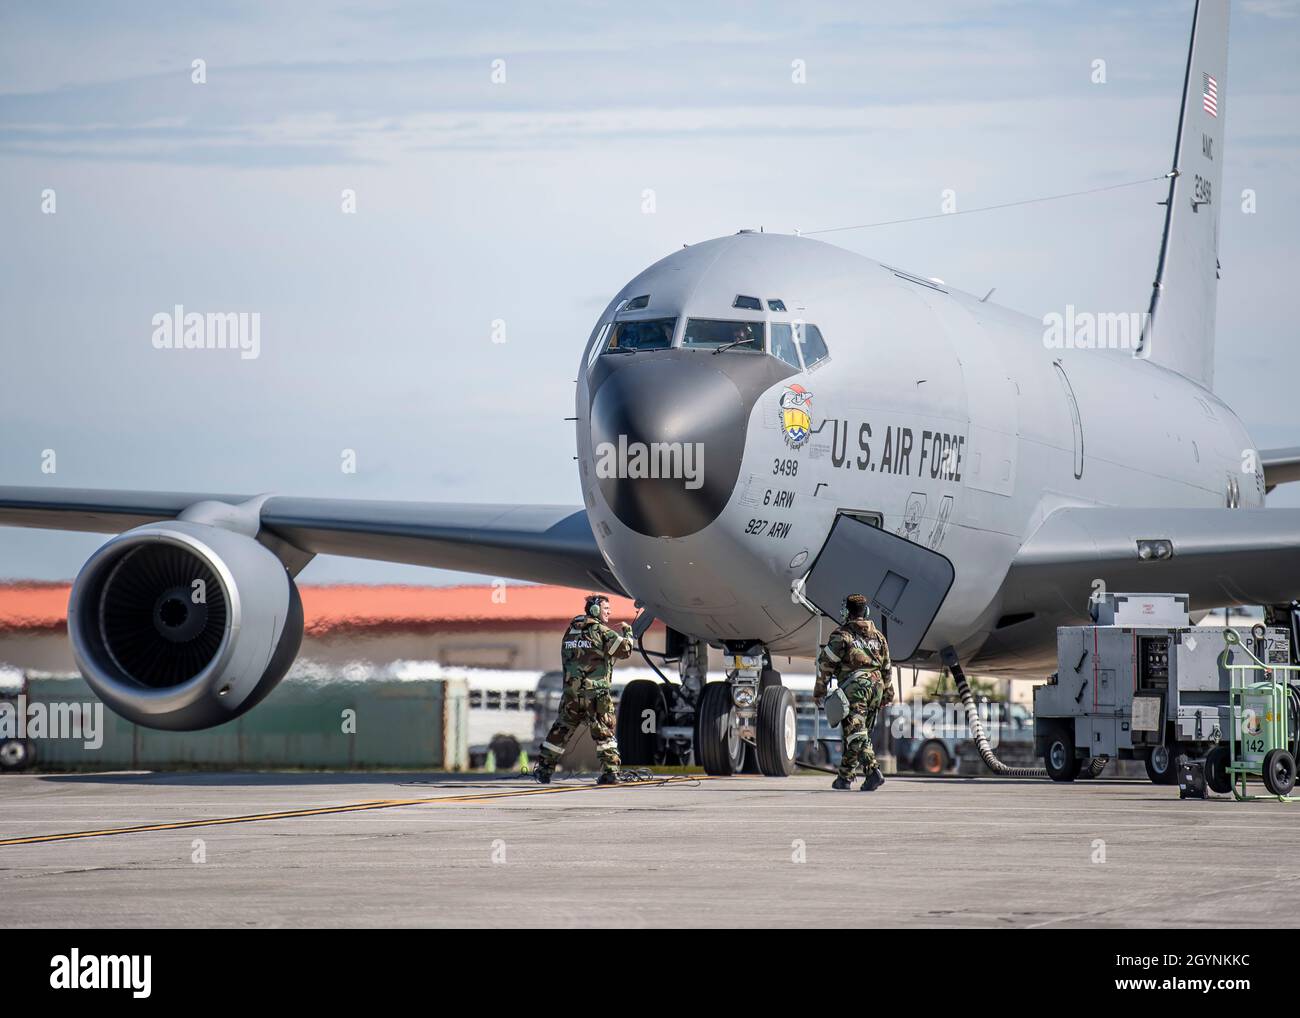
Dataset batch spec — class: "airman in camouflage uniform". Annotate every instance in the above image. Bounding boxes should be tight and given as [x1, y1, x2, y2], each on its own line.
[814, 593, 894, 791]
[535, 594, 634, 785]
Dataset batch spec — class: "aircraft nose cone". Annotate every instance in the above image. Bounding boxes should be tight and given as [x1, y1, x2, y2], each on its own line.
[589, 355, 747, 539]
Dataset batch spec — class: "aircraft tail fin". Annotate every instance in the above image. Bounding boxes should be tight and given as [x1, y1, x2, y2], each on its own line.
[1134, 0, 1229, 389]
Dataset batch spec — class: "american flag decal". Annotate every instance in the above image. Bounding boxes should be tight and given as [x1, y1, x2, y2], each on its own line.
[1202, 72, 1218, 117]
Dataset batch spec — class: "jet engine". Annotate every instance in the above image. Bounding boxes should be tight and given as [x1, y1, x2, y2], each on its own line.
[67, 521, 303, 731]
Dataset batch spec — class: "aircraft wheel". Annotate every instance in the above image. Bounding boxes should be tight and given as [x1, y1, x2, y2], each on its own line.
[696, 681, 744, 775]
[615, 679, 663, 766]
[1262, 748, 1296, 797]
[756, 685, 797, 776]
[743, 668, 784, 772]
[1044, 726, 1081, 782]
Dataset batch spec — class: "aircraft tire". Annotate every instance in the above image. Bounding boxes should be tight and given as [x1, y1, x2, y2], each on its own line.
[756, 684, 797, 776]
[615, 679, 663, 766]
[696, 681, 743, 775]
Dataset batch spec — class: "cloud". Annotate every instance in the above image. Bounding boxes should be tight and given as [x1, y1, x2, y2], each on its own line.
[2, 0, 1298, 582]
[1242, 0, 1300, 19]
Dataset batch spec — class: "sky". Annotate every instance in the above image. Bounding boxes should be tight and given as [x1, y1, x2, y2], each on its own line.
[1, 0, 1297, 584]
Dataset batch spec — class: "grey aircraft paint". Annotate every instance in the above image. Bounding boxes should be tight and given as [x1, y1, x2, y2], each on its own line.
[575, 227, 1261, 673]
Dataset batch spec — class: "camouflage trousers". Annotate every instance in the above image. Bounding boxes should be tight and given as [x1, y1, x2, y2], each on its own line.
[539, 688, 621, 773]
[837, 680, 884, 781]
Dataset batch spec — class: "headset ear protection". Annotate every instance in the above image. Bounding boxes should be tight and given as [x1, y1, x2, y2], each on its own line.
[841, 596, 870, 621]
[585, 595, 609, 619]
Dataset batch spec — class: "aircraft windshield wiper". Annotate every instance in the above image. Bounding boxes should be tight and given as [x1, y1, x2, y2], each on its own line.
[712, 339, 757, 356]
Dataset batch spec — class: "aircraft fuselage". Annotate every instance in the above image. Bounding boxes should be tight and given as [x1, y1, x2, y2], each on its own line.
[576, 232, 1259, 674]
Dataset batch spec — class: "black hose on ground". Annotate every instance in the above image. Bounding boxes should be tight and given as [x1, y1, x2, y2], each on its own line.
[1083, 756, 1109, 778]
[941, 647, 1048, 779]
[796, 758, 840, 774]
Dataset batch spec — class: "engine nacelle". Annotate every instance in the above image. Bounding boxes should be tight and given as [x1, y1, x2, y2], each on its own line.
[68, 521, 304, 731]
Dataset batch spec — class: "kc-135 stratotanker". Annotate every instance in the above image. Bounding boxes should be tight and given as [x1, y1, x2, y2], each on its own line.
[2, 0, 1296, 777]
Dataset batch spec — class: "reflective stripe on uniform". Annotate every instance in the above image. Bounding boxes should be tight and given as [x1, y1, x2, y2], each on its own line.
[821, 644, 841, 663]
[541, 741, 566, 755]
[594, 740, 619, 751]
[845, 730, 871, 745]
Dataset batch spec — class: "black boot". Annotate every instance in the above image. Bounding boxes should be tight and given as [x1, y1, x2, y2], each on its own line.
[597, 770, 624, 786]
[861, 768, 885, 792]
[831, 775, 853, 790]
[533, 764, 553, 785]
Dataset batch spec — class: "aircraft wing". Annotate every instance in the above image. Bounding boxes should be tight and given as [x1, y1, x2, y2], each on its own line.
[1000, 507, 1300, 616]
[1262, 447, 1300, 492]
[0, 486, 624, 594]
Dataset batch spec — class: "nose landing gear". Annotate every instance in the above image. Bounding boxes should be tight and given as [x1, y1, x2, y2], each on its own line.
[695, 644, 796, 776]
[615, 635, 799, 776]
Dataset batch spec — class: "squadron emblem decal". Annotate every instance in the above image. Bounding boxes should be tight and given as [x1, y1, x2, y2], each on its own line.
[779, 384, 813, 449]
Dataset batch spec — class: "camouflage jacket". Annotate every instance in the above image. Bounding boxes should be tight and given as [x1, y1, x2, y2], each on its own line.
[815, 617, 893, 705]
[560, 614, 633, 692]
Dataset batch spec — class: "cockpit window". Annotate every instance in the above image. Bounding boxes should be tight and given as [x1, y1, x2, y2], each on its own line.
[587, 322, 611, 368]
[605, 317, 676, 353]
[794, 322, 829, 368]
[683, 318, 764, 352]
[733, 295, 762, 311]
[769, 323, 802, 369]
[624, 295, 650, 310]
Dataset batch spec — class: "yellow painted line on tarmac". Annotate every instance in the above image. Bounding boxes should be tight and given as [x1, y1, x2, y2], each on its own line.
[0, 775, 719, 848]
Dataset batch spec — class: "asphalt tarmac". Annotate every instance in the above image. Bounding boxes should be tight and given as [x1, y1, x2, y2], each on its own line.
[2, 770, 1296, 927]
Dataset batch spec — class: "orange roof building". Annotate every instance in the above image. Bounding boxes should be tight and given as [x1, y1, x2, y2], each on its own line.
[296, 584, 638, 637]
[0, 582, 638, 636]
[0, 582, 656, 674]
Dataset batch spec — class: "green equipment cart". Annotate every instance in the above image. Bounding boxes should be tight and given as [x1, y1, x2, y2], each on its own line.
[1204, 628, 1300, 801]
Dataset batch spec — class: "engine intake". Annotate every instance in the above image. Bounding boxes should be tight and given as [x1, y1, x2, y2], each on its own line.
[69, 521, 303, 730]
